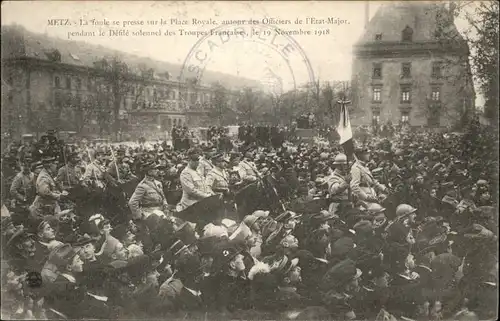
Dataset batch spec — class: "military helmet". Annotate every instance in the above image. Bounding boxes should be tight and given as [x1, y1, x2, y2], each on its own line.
[395, 204, 417, 218]
[333, 153, 348, 165]
[366, 203, 386, 214]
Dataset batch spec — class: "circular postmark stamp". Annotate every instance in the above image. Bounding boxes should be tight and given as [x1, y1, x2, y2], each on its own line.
[180, 23, 315, 100]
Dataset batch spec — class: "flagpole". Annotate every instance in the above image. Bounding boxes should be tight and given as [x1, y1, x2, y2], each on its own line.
[336, 97, 353, 204]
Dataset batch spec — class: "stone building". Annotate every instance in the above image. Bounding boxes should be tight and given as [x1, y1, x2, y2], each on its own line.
[350, 2, 475, 129]
[1, 25, 256, 140]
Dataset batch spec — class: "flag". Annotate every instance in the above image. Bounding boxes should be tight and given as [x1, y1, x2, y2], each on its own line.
[336, 100, 354, 160]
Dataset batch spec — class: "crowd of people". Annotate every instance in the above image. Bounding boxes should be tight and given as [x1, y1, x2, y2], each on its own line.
[171, 125, 193, 151]
[0, 117, 497, 320]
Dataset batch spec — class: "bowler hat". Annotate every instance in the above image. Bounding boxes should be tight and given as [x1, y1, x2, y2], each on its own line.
[6, 228, 35, 249]
[212, 241, 243, 271]
[322, 258, 361, 290]
[46, 243, 78, 269]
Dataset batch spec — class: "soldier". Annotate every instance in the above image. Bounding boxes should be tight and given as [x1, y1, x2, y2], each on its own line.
[33, 219, 64, 271]
[56, 152, 82, 190]
[205, 154, 230, 195]
[82, 151, 107, 190]
[238, 150, 260, 184]
[350, 148, 388, 204]
[9, 158, 36, 210]
[197, 149, 215, 180]
[106, 149, 136, 186]
[128, 161, 169, 220]
[30, 157, 67, 219]
[327, 153, 351, 205]
[177, 149, 213, 211]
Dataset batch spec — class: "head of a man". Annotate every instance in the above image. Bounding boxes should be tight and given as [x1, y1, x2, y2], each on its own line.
[37, 221, 56, 242]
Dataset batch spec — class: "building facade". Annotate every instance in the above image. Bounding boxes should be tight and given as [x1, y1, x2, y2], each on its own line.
[350, 2, 475, 129]
[1, 25, 249, 141]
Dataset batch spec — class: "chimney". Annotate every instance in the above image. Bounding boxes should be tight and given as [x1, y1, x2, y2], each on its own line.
[364, 1, 370, 29]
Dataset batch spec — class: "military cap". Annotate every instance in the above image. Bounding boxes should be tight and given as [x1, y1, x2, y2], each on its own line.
[243, 215, 260, 230]
[41, 156, 57, 164]
[142, 160, 162, 171]
[310, 210, 338, 224]
[212, 153, 229, 163]
[252, 210, 270, 218]
[35, 218, 57, 235]
[186, 148, 201, 161]
[275, 210, 300, 223]
[30, 161, 43, 171]
[72, 234, 95, 247]
[476, 179, 488, 186]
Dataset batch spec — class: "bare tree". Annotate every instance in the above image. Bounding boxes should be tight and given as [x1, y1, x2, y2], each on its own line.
[209, 82, 230, 126]
[434, 1, 498, 127]
[235, 87, 260, 124]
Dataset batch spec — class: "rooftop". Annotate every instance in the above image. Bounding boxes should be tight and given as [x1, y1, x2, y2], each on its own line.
[1, 24, 263, 90]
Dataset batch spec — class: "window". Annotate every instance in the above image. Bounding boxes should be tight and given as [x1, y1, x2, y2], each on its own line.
[7, 75, 14, 86]
[372, 87, 382, 102]
[372, 110, 380, 126]
[402, 25, 413, 42]
[76, 78, 82, 90]
[431, 86, 441, 101]
[401, 63, 412, 78]
[372, 63, 382, 79]
[375, 33, 382, 40]
[401, 111, 409, 123]
[55, 76, 61, 88]
[66, 77, 71, 89]
[432, 62, 442, 78]
[170, 91, 176, 100]
[401, 86, 411, 103]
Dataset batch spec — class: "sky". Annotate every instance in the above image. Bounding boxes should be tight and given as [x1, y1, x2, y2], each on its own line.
[1, 1, 483, 105]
